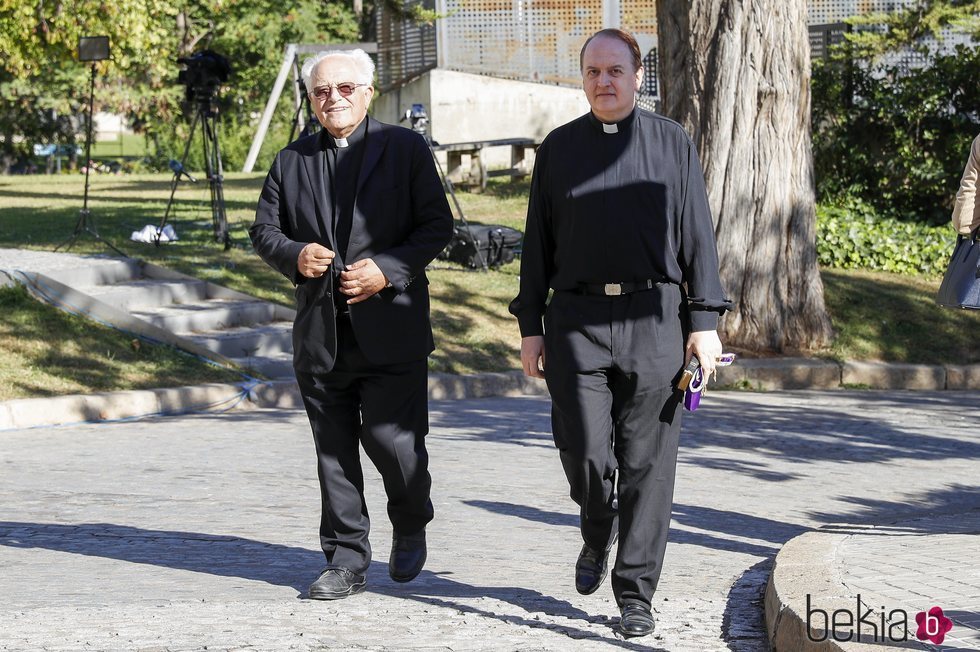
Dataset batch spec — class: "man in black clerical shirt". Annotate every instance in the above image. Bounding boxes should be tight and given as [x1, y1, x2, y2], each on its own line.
[510, 29, 732, 637]
[250, 49, 453, 600]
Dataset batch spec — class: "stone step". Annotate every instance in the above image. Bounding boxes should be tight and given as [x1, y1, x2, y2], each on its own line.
[82, 279, 210, 311]
[43, 258, 142, 288]
[234, 353, 296, 380]
[131, 299, 279, 334]
[184, 322, 294, 359]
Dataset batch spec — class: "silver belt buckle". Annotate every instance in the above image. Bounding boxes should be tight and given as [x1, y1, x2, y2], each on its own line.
[603, 283, 622, 296]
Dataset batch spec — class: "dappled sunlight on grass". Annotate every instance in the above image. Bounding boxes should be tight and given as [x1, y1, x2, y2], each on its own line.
[1, 173, 975, 385]
[821, 268, 980, 364]
[0, 285, 243, 400]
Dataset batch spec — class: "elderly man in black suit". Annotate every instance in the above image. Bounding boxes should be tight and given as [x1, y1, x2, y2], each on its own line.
[250, 48, 453, 600]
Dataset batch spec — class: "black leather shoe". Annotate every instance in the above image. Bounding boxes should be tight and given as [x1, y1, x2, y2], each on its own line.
[308, 567, 366, 600]
[389, 529, 426, 583]
[620, 603, 656, 637]
[575, 542, 612, 595]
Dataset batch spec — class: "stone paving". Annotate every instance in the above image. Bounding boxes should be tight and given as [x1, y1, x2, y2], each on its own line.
[1, 389, 979, 651]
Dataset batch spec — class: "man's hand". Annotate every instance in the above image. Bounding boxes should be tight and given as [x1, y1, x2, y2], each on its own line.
[297, 243, 335, 279]
[521, 335, 546, 379]
[685, 330, 723, 379]
[339, 258, 388, 304]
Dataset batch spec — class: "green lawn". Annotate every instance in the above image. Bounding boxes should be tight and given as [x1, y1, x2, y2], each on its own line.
[0, 172, 976, 399]
[0, 284, 243, 400]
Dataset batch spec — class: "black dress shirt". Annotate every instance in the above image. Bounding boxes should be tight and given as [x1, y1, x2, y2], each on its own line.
[509, 107, 732, 336]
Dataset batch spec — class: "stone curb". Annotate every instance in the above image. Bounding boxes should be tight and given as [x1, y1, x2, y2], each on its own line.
[765, 531, 850, 652]
[0, 383, 252, 431]
[1, 360, 977, 431]
[765, 528, 927, 652]
[716, 358, 980, 391]
[0, 373, 549, 431]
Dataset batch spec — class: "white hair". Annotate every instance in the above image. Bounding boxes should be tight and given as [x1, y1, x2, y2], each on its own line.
[301, 49, 375, 90]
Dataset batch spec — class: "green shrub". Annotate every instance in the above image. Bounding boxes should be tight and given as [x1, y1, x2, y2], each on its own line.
[816, 200, 958, 276]
[812, 44, 980, 226]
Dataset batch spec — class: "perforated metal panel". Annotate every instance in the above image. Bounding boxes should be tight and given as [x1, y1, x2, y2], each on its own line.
[809, 0, 914, 26]
[376, 0, 968, 97]
[376, 0, 438, 92]
[426, 0, 658, 88]
[810, 22, 850, 61]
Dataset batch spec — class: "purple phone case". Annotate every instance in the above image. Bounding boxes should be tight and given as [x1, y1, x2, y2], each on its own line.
[683, 367, 705, 411]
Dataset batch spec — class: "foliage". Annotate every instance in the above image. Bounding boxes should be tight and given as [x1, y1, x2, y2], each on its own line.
[844, 0, 980, 61]
[0, 1, 360, 174]
[812, 43, 980, 225]
[0, 0, 180, 170]
[816, 200, 957, 276]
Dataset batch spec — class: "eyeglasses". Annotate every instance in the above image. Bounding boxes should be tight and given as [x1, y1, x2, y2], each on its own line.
[311, 83, 368, 100]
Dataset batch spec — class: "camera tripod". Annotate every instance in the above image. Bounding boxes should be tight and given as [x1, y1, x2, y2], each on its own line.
[157, 93, 229, 249]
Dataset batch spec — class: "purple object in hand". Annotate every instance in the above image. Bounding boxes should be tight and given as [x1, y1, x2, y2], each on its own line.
[684, 367, 705, 411]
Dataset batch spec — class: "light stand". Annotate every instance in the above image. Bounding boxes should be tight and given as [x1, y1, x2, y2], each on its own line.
[56, 36, 126, 257]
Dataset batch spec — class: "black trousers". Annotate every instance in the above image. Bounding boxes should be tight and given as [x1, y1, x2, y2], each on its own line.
[544, 286, 684, 607]
[295, 316, 433, 574]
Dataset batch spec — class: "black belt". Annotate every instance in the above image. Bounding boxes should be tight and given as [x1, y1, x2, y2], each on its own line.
[576, 279, 663, 296]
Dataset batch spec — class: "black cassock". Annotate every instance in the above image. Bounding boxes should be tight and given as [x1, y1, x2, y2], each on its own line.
[510, 106, 731, 608]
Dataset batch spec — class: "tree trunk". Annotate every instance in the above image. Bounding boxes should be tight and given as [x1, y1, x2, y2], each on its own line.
[656, 0, 833, 351]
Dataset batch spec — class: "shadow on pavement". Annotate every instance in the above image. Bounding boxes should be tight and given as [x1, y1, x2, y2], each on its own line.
[679, 391, 980, 482]
[367, 561, 662, 651]
[808, 485, 980, 527]
[464, 499, 808, 557]
[462, 499, 778, 649]
[0, 520, 661, 651]
[721, 558, 771, 652]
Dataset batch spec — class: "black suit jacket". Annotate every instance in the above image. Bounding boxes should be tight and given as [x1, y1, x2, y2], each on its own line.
[250, 117, 453, 373]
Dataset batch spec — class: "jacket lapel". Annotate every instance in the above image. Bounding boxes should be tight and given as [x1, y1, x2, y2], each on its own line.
[357, 117, 387, 195]
[349, 118, 387, 254]
[300, 130, 335, 252]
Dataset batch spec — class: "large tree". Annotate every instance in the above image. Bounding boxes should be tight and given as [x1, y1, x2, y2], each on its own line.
[656, 0, 833, 351]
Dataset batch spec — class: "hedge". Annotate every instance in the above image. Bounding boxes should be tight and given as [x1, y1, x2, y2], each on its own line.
[816, 202, 958, 277]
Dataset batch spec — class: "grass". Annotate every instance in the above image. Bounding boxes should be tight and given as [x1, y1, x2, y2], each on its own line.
[0, 172, 977, 399]
[0, 284, 243, 401]
[821, 268, 980, 365]
[89, 132, 149, 158]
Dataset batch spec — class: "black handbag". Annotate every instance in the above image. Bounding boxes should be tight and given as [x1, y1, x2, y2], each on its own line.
[936, 230, 980, 309]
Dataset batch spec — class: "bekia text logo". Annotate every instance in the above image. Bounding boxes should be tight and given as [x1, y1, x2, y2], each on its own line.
[915, 606, 953, 645]
[806, 595, 954, 644]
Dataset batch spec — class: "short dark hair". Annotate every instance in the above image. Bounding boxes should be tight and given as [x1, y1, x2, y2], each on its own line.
[580, 28, 643, 72]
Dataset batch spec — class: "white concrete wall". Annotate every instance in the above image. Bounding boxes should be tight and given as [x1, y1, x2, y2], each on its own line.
[371, 69, 590, 168]
[93, 112, 132, 142]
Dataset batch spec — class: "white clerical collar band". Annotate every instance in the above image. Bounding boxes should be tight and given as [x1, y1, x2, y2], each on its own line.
[602, 122, 619, 134]
[334, 137, 349, 148]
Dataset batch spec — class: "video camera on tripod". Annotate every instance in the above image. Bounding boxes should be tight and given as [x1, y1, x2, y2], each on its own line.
[156, 50, 232, 248]
[402, 103, 429, 137]
[177, 50, 231, 107]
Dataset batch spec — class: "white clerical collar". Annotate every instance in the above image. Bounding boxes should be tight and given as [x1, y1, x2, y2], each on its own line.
[602, 122, 618, 134]
[334, 136, 349, 148]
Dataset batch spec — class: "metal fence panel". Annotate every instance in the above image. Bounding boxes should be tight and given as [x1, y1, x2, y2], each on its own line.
[376, 0, 439, 91]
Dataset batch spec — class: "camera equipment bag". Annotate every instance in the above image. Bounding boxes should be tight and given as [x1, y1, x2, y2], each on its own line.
[442, 224, 522, 269]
